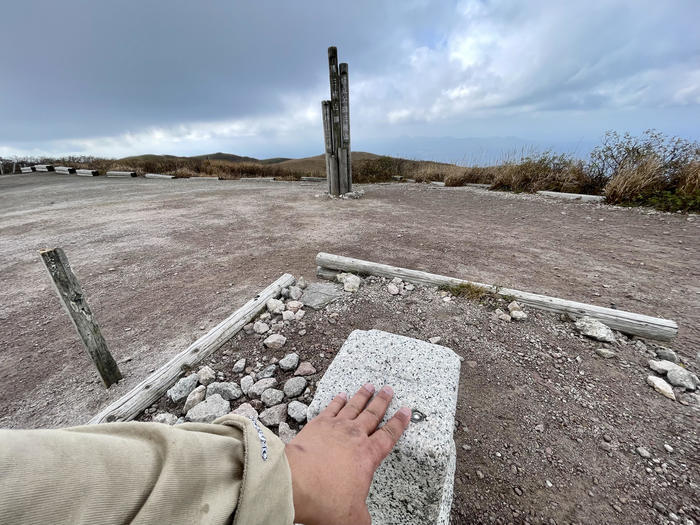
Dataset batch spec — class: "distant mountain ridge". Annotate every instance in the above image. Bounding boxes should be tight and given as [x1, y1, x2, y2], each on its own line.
[119, 152, 291, 164]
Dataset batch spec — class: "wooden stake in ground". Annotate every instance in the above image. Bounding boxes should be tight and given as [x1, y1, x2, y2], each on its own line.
[40, 248, 122, 387]
[323, 46, 352, 196]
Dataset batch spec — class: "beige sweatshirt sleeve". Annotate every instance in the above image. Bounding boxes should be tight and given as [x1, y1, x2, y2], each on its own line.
[0, 414, 294, 525]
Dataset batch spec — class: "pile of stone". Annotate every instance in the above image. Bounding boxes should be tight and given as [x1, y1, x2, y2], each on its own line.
[494, 301, 528, 322]
[150, 279, 319, 443]
[646, 347, 699, 401]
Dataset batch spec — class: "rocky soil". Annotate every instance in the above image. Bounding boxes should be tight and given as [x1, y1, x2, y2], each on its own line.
[140, 275, 699, 525]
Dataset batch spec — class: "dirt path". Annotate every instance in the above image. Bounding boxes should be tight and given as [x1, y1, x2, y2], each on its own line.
[0, 173, 697, 429]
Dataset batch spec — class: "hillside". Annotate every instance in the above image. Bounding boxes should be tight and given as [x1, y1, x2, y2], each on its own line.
[275, 151, 381, 173]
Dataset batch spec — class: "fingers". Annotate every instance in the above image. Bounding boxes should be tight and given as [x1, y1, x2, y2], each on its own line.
[369, 406, 411, 462]
[355, 385, 394, 434]
[320, 392, 347, 417]
[337, 383, 375, 420]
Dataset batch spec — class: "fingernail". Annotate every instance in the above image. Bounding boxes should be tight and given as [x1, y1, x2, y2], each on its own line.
[338, 392, 347, 400]
[363, 383, 375, 394]
[381, 385, 394, 396]
[399, 406, 411, 418]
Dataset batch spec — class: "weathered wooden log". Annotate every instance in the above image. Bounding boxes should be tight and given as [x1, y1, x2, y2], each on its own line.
[88, 273, 295, 424]
[144, 173, 174, 179]
[20, 166, 34, 173]
[537, 191, 604, 202]
[76, 169, 99, 176]
[106, 171, 137, 178]
[40, 248, 123, 387]
[55, 166, 77, 174]
[315, 253, 678, 341]
[34, 165, 55, 172]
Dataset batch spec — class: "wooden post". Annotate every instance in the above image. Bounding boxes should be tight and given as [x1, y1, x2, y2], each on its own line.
[323, 47, 352, 196]
[40, 248, 122, 387]
[12, 162, 16, 174]
[339, 62, 352, 192]
[322, 100, 333, 193]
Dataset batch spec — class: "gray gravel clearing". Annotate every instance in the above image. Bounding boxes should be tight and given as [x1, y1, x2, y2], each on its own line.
[140, 277, 698, 524]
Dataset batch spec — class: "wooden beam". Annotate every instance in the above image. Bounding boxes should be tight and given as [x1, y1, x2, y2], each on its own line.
[88, 273, 296, 424]
[315, 253, 678, 341]
[34, 165, 55, 172]
[40, 248, 123, 387]
[20, 167, 34, 173]
[145, 173, 174, 179]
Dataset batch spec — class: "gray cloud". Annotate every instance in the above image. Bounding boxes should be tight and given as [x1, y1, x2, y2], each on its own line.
[1, 0, 698, 160]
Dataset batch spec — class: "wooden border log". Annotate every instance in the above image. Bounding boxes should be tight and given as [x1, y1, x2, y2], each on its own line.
[34, 165, 55, 172]
[20, 167, 34, 173]
[106, 171, 137, 178]
[145, 173, 174, 179]
[76, 169, 99, 177]
[537, 190, 604, 203]
[40, 248, 123, 387]
[315, 253, 678, 341]
[88, 273, 295, 424]
[55, 166, 77, 174]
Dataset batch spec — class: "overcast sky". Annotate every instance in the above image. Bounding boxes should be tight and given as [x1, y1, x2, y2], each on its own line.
[1, 0, 699, 162]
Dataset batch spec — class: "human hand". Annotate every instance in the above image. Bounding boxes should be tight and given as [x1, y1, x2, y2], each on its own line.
[285, 384, 411, 525]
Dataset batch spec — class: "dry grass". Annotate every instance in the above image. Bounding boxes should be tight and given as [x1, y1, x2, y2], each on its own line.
[677, 160, 700, 195]
[604, 156, 666, 204]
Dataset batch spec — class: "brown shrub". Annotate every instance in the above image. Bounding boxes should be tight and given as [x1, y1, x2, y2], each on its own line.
[604, 156, 666, 204]
[444, 166, 499, 186]
[489, 153, 600, 194]
[677, 160, 700, 195]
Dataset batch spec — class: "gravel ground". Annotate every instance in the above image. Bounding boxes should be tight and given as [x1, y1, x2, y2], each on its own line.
[1, 173, 698, 523]
[143, 277, 699, 525]
[0, 172, 697, 429]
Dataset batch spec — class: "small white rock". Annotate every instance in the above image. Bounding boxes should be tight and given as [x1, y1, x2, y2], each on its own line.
[232, 358, 246, 374]
[387, 283, 400, 295]
[336, 273, 361, 292]
[253, 321, 270, 334]
[428, 336, 442, 344]
[282, 310, 295, 322]
[264, 333, 287, 349]
[647, 375, 676, 400]
[266, 298, 285, 314]
[288, 400, 309, 423]
[510, 310, 528, 321]
[196, 366, 216, 386]
[286, 300, 304, 313]
[183, 385, 206, 414]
